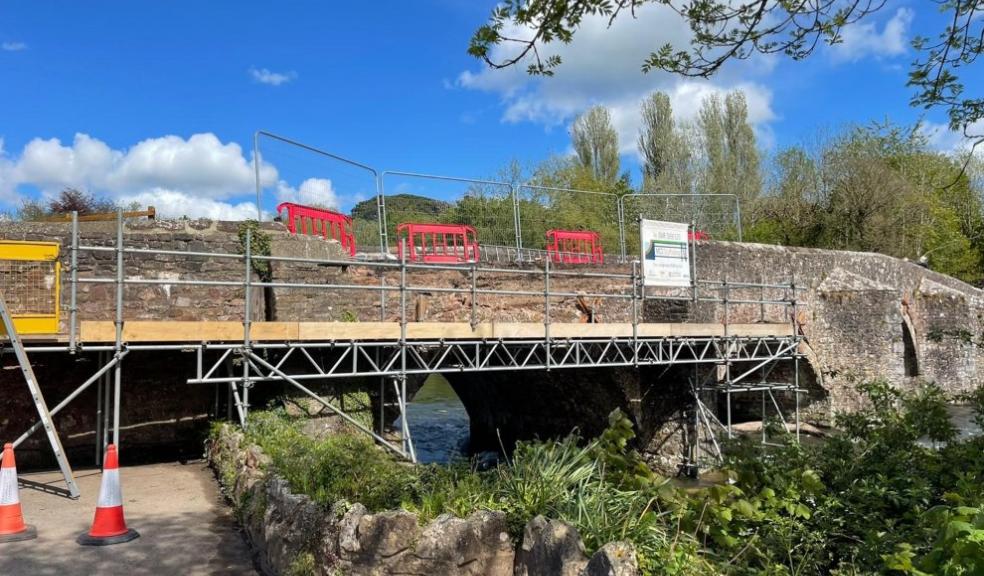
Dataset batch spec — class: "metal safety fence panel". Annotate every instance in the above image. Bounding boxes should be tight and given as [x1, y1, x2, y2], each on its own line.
[516, 185, 621, 259]
[380, 172, 517, 254]
[0, 241, 61, 334]
[253, 131, 384, 253]
[620, 193, 743, 258]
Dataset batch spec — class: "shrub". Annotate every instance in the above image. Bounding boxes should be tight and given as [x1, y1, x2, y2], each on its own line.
[244, 411, 419, 511]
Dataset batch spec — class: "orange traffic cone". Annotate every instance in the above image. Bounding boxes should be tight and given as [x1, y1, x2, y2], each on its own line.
[77, 444, 138, 546]
[0, 443, 37, 543]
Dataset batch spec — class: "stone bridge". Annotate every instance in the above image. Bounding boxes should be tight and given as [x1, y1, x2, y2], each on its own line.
[1, 219, 981, 467]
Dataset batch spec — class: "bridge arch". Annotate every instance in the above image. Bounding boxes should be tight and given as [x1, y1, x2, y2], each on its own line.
[900, 311, 920, 378]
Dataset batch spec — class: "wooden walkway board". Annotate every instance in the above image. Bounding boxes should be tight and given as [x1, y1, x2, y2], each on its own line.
[78, 321, 794, 343]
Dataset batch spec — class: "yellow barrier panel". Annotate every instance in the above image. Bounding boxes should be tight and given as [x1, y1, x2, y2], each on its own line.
[0, 241, 61, 335]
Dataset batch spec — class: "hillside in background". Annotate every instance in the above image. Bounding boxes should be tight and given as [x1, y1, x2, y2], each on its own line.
[350, 194, 450, 221]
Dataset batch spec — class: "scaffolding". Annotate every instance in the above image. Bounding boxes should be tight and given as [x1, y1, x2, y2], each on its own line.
[2, 210, 804, 496]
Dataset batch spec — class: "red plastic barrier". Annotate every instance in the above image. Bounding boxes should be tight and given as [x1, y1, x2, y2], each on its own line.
[396, 223, 480, 263]
[689, 230, 710, 241]
[276, 202, 356, 256]
[546, 229, 604, 264]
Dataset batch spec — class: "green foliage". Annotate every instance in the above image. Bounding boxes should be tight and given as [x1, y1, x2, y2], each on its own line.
[409, 462, 499, 521]
[886, 502, 984, 576]
[493, 435, 597, 532]
[966, 385, 984, 430]
[237, 220, 272, 280]
[226, 381, 984, 576]
[244, 410, 419, 510]
[698, 92, 761, 206]
[285, 552, 317, 576]
[752, 122, 984, 284]
[351, 194, 450, 222]
[589, 408, 660, 490]
[571, 106, 621, 184]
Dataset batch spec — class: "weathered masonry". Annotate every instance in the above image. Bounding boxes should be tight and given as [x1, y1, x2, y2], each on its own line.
[1, 218, 980, 482]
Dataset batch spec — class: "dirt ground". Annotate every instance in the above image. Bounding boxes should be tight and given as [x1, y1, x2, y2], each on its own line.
[0, 460, 258, 576]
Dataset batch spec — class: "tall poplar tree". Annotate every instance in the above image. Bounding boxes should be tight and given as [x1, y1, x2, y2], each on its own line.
[571, 106, 620, 185]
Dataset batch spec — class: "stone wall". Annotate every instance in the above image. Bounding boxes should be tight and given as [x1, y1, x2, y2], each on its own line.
[0, 220, 276, 329]
[207, 423, 639, 576]
[674, 242, 984, 412]
[0, 219, 636, 327]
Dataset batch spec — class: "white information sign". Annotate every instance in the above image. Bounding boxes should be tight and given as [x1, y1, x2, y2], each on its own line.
[640, 219, 691, 287]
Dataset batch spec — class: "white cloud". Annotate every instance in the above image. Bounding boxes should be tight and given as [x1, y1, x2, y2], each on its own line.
[8, 132, 276, 199]
[921, 119, 984, 157]
[0, 132, 282, 218]
[457, 4, 778, 155]
[0, 138, 18, 204]
[118, 189, 262, 220]
[249, 67, 297, 86]
[1, 42, 26, 52]
[275, 177, 340, 209]
[831, 8, 914, 62]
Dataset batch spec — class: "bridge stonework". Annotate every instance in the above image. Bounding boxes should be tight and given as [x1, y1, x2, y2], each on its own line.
[680, 242, 984, 411]
[1, 221, 981, 467]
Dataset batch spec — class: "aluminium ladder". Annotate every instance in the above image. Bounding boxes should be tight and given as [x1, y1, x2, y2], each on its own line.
[0, 293, 80, 498]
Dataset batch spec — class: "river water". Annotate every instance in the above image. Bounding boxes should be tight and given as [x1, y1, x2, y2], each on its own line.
[398, 379, 983, 464]
[947, 404, 982, 440]
[396, 374, 471, 464]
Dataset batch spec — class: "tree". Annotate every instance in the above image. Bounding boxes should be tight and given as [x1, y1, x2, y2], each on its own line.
[723, 91, 761, 204]
[696, 92, 760, 203]
[747, 147, 823, 246]
[638, 91, 674, 183]
[570, 106, 620, 184]
[469, 0, 984, 149]
[745, 121, 984, 283]
[638, 91, 692, 193]
[18, 188, 118, 221]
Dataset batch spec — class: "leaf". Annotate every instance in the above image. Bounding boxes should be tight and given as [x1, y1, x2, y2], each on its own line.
[734, 499, 756, 518]
[794, 502, 811, 519]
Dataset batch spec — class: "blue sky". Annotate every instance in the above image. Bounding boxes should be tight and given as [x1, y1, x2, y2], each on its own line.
[0, 1, 978, 218]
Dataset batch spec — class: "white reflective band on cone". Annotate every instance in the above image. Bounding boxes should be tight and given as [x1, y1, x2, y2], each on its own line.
[96, 469, 122, 508]
[0, 468, 19, 506]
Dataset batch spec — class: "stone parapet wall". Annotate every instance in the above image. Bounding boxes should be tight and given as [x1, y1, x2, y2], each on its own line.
[0, 220, 275, 330]
[0, 219, 637, 329]
[665, 242, 984, 411]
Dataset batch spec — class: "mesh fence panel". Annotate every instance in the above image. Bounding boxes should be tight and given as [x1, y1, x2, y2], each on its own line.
[255, 132, 382, 253]
[0, 259, 57, 315]
[621, 194, 742, 255]
[380, 173, 516, 250]
[517, 186, 621, 256]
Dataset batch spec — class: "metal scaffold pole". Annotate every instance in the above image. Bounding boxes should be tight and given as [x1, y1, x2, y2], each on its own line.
[512, 185, 523, 261]
[544, 257, 551, 371]
[397, 238, 416, 462]
[69, 211, 79, 354]
[113, 209, 124, 447]
[95, 350, 103, 465]
[242, 227, 252, 426]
